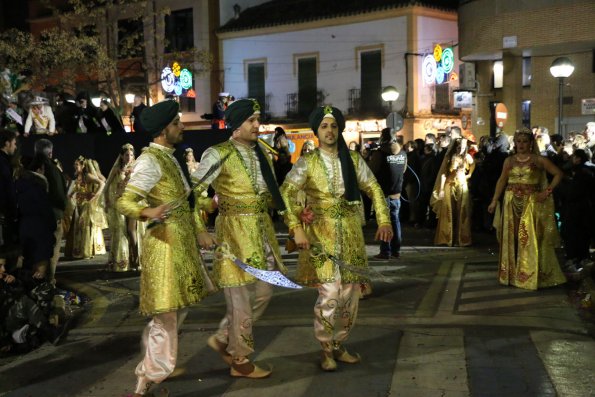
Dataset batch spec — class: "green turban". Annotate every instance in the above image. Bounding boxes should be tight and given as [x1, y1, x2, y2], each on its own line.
[308, 105, 345, 135]
[225, 98, 261, 131]
[140, 100, 180, 137]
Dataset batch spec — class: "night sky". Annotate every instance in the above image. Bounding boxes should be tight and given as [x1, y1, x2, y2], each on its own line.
[0, 0, 29, 31]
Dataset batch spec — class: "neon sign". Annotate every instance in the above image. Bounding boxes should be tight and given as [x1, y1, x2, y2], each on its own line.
[423, 45, 455, 85]
[422, 55, 437, 85]
[441, 48, 454, 73]
[161, 61, 194, 96]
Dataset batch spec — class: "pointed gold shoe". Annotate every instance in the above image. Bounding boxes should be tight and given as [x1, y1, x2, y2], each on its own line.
[320, 350, 337, 371]
[167, 367, 186, 379]
[133, 377, 154, 396]
[333, 345, 361, 364]
[230, 360, 272, 378]
[207, 335, 233, 366]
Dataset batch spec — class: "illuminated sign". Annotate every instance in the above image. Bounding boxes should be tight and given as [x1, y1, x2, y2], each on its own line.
[423, 45, 456, 85]
[161, 67, 175, 93]
[433, 44, 442, 62]
[422, 55, 437, 85]
[161, 61, 194, 96]
[441, 47, 454, 73]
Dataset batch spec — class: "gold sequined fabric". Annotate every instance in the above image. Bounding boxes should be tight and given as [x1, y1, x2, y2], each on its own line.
[494, 162, 565, 290]
[281, 150, 390, 286]
[105, 170, 145, 271]
[433, 157, 473, 247]
[64, 177, 106, 259]
[117, 147, 207, 315]
[202, 141, 285, 288]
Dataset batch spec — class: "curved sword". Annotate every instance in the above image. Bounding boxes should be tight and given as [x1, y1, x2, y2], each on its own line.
[214, 243, 303, 289]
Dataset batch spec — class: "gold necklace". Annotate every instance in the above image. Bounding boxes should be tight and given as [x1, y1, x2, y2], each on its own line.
[516, 154, 531, 162]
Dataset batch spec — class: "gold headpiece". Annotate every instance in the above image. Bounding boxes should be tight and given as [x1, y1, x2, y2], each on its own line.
[185, 147, 194, 153]
[122, 143, 134, 150]
[514, 128, 533, 138]
[251, 99, 261, 113]
[323, 105, 334, 116]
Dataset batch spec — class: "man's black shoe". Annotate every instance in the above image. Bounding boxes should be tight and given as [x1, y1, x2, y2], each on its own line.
[374, 253, 390, 260]
[46, 317, 71, 346]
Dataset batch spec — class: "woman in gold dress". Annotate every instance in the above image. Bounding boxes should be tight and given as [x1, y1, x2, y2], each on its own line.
[488, 130, 566, 290]
[104, 144, 144, 271]
[184, 147, 199, 174]
[64, 156, 106, 259]
[431, 138, 474, 246]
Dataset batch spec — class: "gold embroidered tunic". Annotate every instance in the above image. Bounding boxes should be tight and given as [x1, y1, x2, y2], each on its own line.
[105, 166, 145, 271]
[280, 149, 390, 285]
[493, 160, 566, 290]
[432, 153, 473, 247]
[192, 139, 286, 288]
[117, 143, 207, 315]
[64, 177, 106, 259]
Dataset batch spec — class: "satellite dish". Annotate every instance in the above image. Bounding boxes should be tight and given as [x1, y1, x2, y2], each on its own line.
[386, 112, 404, 132]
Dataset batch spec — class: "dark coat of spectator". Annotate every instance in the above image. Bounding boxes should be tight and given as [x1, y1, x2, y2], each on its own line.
[75, 92, 102, 134]
[131, 96, 147, 134]
[54, 94, 79, 134]
[99, 101, 126, 136]
[559, 150, 595, 266]
[34, 140, 67, 222]
[0, 131, 18, 255]
[14, 161, 56, 270]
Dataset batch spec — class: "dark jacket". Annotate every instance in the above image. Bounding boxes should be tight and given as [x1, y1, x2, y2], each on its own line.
[15, 171, 56, 268]
[54, 101, 79, 134]
[100, 107, 126, 135]
[131, 103, 147, 134]
[369, 145, 407, 196]
[41, 156, 68, 221]
[0, 150, 18, 250]
[420, 153, 440, 194]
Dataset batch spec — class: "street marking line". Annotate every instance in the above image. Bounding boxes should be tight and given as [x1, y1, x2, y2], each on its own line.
[439, 262, 464, 315]
[415, 261, 452, 317]
[390, 328, 469, 395]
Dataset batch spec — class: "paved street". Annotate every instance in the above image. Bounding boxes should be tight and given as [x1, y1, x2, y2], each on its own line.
[1, 224, 594, 397]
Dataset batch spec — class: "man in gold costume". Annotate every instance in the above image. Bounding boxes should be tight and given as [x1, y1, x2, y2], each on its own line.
[280, 106, 393, 371]
[192, 98, 285, 379]
[117, 100, 211, 396]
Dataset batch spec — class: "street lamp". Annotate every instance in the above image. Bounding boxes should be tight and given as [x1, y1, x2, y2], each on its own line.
[549, 57, 574, 135]
[381, 86, 399, 112]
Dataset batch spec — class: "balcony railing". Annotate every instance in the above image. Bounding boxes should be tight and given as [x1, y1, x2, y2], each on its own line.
[348, 88, 361, 115]
[286, 93, 298, 119]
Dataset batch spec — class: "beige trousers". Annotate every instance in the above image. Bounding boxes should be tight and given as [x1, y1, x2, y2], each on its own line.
[314, 268, 360, 344]
[213, 244, 275, 359]
[134, 308, 188, 394]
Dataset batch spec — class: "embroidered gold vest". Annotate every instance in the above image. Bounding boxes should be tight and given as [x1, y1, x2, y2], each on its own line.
[210, 141, 285, 287]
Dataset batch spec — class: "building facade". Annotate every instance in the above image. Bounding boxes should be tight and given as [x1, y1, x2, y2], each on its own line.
[217, 0, 461, 142]
[25, 0, 219, 127]
[458, 0, 595, 137]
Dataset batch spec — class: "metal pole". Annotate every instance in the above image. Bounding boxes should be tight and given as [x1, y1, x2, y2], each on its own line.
[558, 77, 563, 135]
